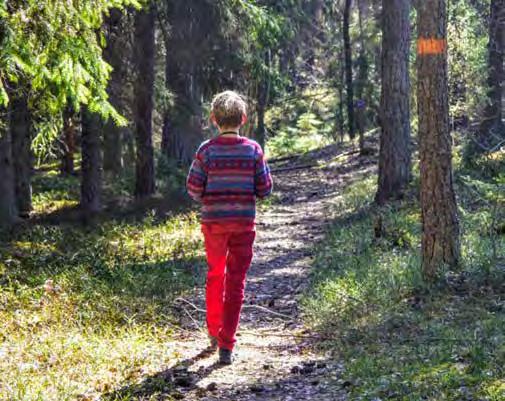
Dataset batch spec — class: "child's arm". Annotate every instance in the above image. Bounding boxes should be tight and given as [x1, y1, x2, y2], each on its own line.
[254, 146, 273, 199]
[186, 151, 207, 202]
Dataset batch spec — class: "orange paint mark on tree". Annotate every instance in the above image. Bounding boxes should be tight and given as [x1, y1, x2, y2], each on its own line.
[417, 38, 446, 55]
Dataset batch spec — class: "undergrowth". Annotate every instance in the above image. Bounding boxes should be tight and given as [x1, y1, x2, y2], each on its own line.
[302, 147, 505, 401]
[0, 167, 204, 401]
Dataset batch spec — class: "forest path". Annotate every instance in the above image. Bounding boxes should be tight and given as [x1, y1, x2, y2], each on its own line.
[117, 143, 376, 401]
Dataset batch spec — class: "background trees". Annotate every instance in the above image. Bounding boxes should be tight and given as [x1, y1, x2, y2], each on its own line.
[476, 0, 504, 147]
[1, 2, 504, 399]
[1, 0, 502, 279]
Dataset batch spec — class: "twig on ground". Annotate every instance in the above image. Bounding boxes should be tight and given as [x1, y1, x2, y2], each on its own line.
[174, 297, 295, 320]
[270, 163, 318, 174]
[175, 297, 206, 313]
[181, 306, 205, 333]
[239, 330, 330, 340]
[319, 149, 361, 168]
[242, 304, 295, 320]
[269, 153, 303, 164]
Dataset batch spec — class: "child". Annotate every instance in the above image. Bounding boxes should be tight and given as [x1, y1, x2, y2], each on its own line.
[186, 90, 273, 365]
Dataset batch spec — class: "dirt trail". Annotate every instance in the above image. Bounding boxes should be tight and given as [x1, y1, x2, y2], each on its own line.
[113, 143, 376, 401]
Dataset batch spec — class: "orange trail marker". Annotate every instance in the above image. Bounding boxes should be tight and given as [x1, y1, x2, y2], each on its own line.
[417, 38, 446, 55]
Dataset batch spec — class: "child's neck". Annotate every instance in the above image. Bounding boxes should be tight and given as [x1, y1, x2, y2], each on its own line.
[218, 127, 240, 137]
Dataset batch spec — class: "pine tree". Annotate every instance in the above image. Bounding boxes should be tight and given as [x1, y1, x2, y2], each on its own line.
[133, 5, 156, 197]
[375, 0, 412, 204]
[476, 0, 504, 147]
[80, 107, 103, 214]
[0, 114, 17, 227]
[417, 0, 461, 279]
[343, 0, 355, 138]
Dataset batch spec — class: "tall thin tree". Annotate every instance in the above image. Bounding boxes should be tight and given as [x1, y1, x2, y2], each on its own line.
[417, 0, 460, 279]
[0, 112, 17, 227]
[476, 0, 504, 146]
[10, 89, 33, 217]
[355, 0, 369, 154]
[60, 106, 76, 176]
[80, 106, 103, 214]
[375, 0, 411, 204]
[343, 0, 355, 138]
[133, 5, 156, 197]
[103, 8, 126, 174]
[161, 1, 209, 165]
[256, 50, 271, 151]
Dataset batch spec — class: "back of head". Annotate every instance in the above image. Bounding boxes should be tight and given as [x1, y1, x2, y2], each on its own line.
[211, 90, 247, 128]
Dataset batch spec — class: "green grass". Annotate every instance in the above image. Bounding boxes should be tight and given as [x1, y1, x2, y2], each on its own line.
[302, 152, 505, 401]
[0, 169, 204, 401]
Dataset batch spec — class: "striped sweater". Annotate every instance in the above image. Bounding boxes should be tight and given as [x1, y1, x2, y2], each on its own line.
[186, 135, 273, 226]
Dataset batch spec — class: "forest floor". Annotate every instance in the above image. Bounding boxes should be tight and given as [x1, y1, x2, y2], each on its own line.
[1, 138, 503, 401]
[103, 142, 375, 401]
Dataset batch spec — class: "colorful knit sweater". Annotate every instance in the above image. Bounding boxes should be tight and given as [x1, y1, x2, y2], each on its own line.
[186, 135, 273, 225]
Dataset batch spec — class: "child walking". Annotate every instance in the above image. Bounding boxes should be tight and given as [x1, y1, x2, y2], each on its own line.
[186, 90, 273, 365]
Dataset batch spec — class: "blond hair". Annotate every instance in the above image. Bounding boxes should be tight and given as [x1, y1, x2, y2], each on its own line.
[211, 90, 247, 128]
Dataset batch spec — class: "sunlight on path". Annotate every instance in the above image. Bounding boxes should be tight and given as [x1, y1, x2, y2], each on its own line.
[164, 144, 375, 400]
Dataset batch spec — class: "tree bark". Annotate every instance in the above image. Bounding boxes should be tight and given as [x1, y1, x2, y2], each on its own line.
[10, 91, 33, 217]
[103, 8, 125, 174]
[80, 106, 103, 214]
[343, 0, 355, 138]
[356, 0, 369, 154]
[133, 6, 156, 197]
[476, 0, 504, 147]
[0, 112, 17, 227]
[161, 2, 204, 165]
[60, 107, 76, 176]
[417, 0, 461, 279]
[375, 0, 412, 204]
[256, 50, 271, 150]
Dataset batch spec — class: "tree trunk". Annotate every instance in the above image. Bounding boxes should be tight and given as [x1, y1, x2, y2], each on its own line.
[0, 112, 17, 227]
[60, 107, 76, 175]
[103, 8, 125, 174]
[343, 0, 355, 139]
[133, 6, 156, 197]
[356, 0, 369, 154]
[80, 106, 103, 214]
[476, 0, 504, 147]
[10, 91, 33, 217]
[161, 3, 204, 165]
[417, 0, 461, 279]
[375, 0, 411, 204]
[337, 25, 346, 143]
[255, 102, 266, 150]
[256, 50, 271, 150]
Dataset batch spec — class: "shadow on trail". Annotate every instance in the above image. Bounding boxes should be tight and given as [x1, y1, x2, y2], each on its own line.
[101, 348, 227, 401]
[29, 190, 193, 227]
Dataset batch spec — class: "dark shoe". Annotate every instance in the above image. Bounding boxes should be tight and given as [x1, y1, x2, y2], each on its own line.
[218, 348, 233, 365]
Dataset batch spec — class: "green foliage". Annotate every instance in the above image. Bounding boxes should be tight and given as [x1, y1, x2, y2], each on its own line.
[0, 165, 204, 401]
[266, 87, 337, 157]
[448, 0, 489, 119]
[1, 0, 139, 156]
[301, 151, 505, 400]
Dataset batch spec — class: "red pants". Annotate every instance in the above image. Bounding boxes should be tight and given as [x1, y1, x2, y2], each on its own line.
[202, 224, 256, 350]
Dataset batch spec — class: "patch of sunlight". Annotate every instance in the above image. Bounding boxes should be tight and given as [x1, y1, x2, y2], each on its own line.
[414, 362, 462, 382]
[0, 324, 179, 401]
[482, 379, 505, 398]
[32, 199, 78, 215]
[12, 241, 57, 253]
[486, 148, 505, 162]
[266, 266, 306, 278]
